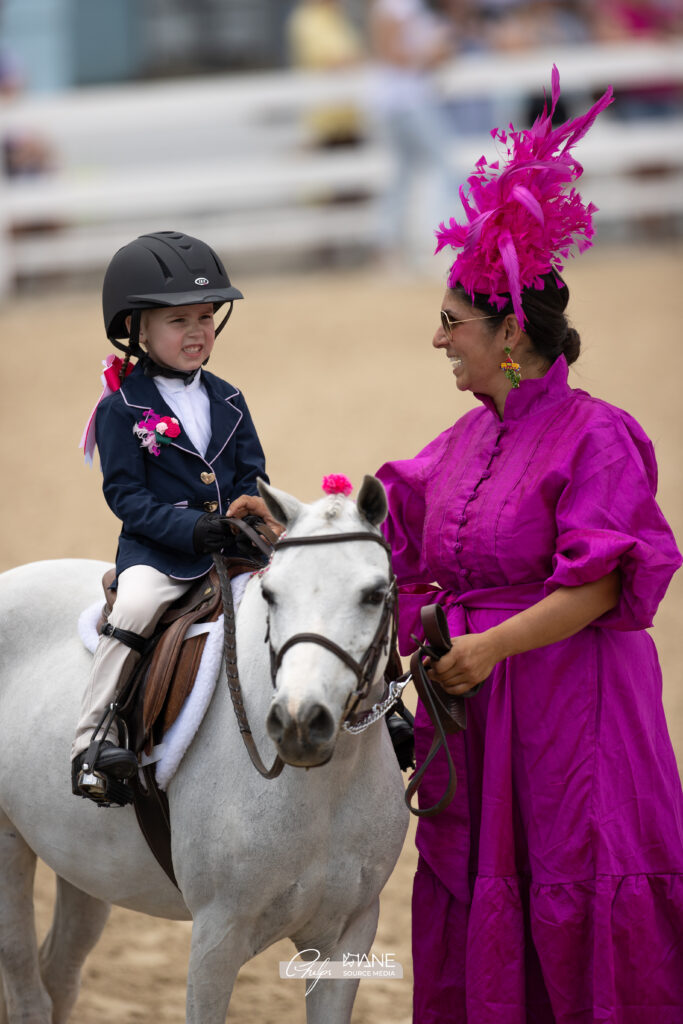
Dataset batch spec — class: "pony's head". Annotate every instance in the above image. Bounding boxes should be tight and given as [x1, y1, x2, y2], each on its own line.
[256, 476, 393, 767]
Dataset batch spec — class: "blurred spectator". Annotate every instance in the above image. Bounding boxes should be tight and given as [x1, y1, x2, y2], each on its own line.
[590, 0, 683, 40]
[485, 1, 592, 51]
[287, 0, 366, 149]
[589, 0, 683, 119]
[1, 42, 55, 179]
[369, 0, 456, 270]
[285, 0, 368, 264]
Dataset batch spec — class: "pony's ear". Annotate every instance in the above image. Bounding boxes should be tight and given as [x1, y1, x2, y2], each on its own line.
[257, 478, 302, 529]
[357, 475, 388, 527]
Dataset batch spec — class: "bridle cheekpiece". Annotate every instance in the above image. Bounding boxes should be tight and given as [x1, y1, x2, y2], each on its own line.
[265, 530, 397, 723]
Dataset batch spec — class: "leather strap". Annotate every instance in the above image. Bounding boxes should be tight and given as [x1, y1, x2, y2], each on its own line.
[276, 532, 392, 555]
[404, 604, 473, 818]
[130, 767, 178, 887]
[101, 623, 148, 655]
[226, 515, 279, 560]
[213, 552, 285, 780]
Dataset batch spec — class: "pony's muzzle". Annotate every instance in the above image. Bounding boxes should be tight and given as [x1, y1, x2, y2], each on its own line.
[266, 698, 336, 766]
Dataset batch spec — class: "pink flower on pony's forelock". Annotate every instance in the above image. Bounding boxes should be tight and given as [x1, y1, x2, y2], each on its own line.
[322, 474, 353, 497]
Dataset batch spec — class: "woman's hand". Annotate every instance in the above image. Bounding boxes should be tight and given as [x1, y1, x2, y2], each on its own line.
[226, 494, 284, 538]
[425, 569, 622, 696]
[427, 632, 500, 695]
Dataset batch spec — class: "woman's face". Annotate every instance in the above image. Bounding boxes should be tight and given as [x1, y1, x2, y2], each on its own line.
[432, 289, 508, 398]
[138, 303, 216, 372]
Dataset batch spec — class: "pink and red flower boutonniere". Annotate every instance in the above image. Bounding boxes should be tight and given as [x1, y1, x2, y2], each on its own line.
[133, 410, 181, 457]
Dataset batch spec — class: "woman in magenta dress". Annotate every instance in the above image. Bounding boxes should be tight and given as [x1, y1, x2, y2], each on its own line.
[376, 68, 683, 1023]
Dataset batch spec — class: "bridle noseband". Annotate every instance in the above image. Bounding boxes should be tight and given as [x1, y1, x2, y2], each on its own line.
[266, 531, 397, 722]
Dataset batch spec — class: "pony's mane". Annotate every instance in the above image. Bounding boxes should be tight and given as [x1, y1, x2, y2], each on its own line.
[323, 493, 347, 522]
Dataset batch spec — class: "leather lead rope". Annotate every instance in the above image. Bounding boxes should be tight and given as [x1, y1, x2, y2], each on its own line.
[404, 605, 477, 818]
[213, 546, 285, 781]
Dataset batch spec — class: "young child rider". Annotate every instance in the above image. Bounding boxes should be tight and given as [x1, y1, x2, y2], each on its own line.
[72, 230, 273, 804]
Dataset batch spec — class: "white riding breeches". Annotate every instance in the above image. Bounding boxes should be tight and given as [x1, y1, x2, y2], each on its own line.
[71, 565, 193, 757]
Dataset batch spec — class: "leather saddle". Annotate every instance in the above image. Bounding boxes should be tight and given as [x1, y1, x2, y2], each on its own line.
[94, 556, 259, 887]
[97, 558, 256, 753]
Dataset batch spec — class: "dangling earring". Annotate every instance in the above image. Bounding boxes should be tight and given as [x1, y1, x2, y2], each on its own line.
[500, 347, 521, 388]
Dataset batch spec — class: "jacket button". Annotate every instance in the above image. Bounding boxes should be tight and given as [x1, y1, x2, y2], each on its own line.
[203, 501, 219, 512]
[200, 471, 216, 485]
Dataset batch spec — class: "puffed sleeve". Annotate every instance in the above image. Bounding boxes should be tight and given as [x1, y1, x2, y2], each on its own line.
[546, 408, 681, 630]
[377, 429, 453, 652]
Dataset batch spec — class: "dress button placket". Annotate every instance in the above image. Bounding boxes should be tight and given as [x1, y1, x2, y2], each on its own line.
[454, 424, 508, 561]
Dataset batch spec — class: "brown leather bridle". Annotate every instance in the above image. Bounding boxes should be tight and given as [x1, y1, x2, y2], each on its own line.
[266, 532, 398, 722]
[215, 525, 397, 781]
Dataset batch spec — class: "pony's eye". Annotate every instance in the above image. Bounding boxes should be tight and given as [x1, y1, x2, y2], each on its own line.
[261, 586, 276, 607]
[362, 588, 385, 607]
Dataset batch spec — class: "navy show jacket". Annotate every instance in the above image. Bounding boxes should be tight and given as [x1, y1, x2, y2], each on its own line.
[95, 363, 268, 580]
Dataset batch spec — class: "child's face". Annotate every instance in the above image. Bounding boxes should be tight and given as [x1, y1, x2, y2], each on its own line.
[138, 303, 216, 372]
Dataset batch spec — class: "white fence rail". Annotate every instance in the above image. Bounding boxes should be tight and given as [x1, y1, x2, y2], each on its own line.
[1, 41, 682, 297]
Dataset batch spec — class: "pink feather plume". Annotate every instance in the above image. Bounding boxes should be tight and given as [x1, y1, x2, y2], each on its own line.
[435, 66, 613, 324]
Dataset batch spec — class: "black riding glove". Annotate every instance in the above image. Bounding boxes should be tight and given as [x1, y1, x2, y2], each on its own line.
[192, 513, 232, 554]
[234, 514, 269, 561]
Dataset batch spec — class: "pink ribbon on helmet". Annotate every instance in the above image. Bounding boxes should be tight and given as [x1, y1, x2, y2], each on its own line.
[79, 355, 133, 465]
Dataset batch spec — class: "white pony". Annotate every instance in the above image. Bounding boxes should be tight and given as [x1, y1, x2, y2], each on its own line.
[0, 477, 409, 1023]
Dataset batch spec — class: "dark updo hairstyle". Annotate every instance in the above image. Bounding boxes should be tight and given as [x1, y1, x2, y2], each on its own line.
[451, 270, 581, 366]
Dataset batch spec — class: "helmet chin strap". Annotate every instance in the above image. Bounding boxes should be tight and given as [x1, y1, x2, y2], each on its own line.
[139, 356, 200, 385]
[214, 301, 234, 338]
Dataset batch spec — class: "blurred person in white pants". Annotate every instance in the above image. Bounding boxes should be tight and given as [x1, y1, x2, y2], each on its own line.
[370, 0, 455, 271]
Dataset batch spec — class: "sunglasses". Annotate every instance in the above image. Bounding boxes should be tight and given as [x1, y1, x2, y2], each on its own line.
[440, 310, 498, 339]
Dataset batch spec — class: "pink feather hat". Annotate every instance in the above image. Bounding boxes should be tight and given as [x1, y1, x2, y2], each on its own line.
[435, 66, 613, 325]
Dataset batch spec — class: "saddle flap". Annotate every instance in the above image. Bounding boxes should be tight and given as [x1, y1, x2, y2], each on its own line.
[142, 572, 223, 744]
[116, 555, 263, 757]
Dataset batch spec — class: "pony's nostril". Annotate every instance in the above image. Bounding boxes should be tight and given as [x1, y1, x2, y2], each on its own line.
[266, 703, 286, 744]
[305, 704, 335, 745]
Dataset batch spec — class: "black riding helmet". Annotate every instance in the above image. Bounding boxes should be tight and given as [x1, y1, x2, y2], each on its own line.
[102, 231, 243, 356]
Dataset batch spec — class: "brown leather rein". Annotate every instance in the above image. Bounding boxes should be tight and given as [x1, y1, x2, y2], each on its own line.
[214, 523, 397, 781]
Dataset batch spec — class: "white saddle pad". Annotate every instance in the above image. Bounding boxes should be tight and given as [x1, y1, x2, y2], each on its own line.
[77, 572, 252, 790]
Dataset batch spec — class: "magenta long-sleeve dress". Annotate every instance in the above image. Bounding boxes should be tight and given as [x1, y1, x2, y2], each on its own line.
[376, 355, 683, 1023]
